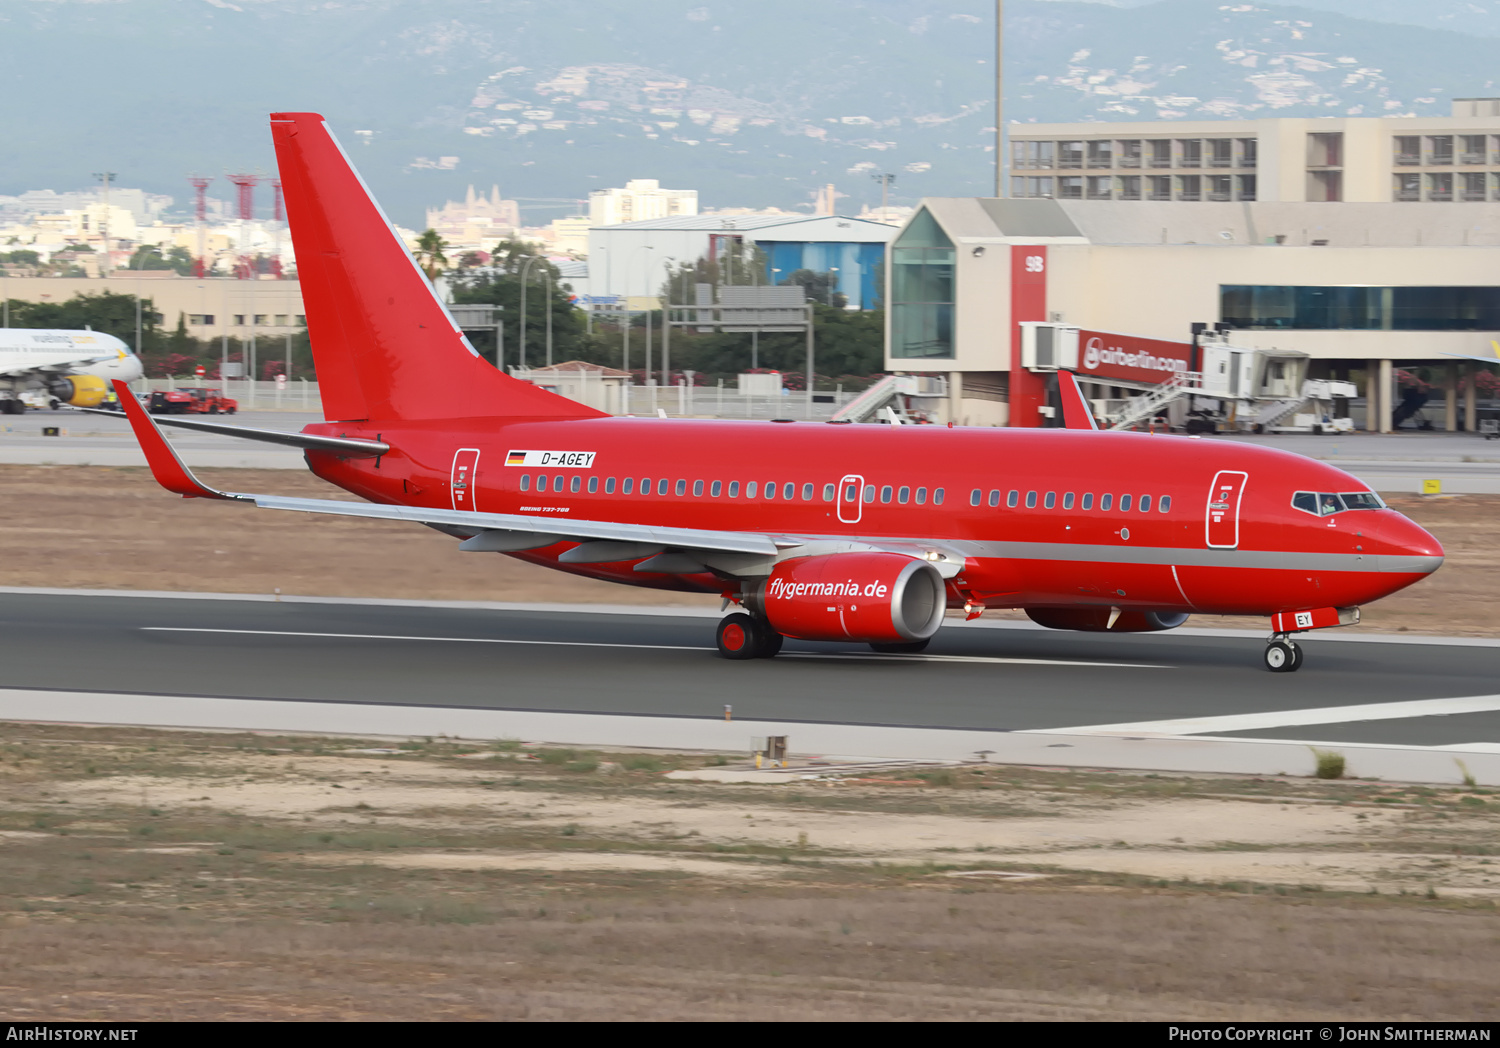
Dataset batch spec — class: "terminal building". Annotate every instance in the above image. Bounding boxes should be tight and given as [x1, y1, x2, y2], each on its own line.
[886, 103, 1500, 433]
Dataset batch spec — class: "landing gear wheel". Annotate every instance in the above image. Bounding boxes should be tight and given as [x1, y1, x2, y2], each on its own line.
[716, 613, 761, 661]
[1287, 641, 1304, 671]
[870, 639, 930, 654]
[756, 629, 783, 659]
[1265, 640, 1301, 673]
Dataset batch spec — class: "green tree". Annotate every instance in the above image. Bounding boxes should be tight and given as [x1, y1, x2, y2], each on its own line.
[127, 245, 175, 271]
[779, 268, 846, 309]
[449, 237, 598, 368]
[413, 229, 449, 283]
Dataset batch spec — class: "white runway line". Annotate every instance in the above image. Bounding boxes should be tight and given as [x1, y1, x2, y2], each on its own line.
[141, 627, 1164, 669]
[1037, 693, 1500, 737]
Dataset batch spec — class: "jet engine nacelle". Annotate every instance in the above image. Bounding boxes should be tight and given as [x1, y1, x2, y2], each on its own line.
[46, 374, 110, 408]
[1025, 608, 1190, 633]
[750, 552, 945, 644]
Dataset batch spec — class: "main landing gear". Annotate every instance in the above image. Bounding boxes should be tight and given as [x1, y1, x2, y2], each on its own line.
[1264, 635, 1304, 673]
[715, 612, 783, 660]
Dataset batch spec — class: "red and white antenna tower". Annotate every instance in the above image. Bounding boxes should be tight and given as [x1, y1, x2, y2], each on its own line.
[226, 172, 259, 221]
[188, 175, 212, 278]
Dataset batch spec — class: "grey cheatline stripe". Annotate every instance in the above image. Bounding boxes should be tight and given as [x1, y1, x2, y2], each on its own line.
[139, 628, 1162, 669]
[1035, 693, 1500, 737]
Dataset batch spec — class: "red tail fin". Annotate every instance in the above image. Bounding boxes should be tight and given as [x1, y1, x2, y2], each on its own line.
[269, 112, 604, 423]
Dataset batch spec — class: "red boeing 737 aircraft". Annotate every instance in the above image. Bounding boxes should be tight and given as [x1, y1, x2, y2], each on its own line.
[108, 112, 1444, 672]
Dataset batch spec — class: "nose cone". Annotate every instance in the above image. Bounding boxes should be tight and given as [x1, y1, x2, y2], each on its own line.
[1375, 511, 1444, 572]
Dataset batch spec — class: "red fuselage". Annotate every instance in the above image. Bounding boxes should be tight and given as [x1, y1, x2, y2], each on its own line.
[300, 416, 1443, 617]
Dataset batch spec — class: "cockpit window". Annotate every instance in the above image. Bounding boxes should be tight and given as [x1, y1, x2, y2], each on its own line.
[1339, 492, 1384, 511]
[1292, 490, 1385, 517]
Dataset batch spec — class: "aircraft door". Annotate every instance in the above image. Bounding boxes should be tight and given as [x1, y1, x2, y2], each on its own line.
[1205, 470, 1248, 548]
[838, 474, 864, 524]
[451, 448, 481, 511]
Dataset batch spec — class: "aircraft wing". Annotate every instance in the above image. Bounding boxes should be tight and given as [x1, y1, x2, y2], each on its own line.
[1438, 341, 1500, 366]
[110, 380, 783, 562]
[1057, 371, 1099, 431]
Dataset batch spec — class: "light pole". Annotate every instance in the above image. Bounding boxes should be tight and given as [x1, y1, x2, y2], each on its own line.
[827, 266, 840, 307]
[659, 255, 675, 389]
[518, 254, 542, 369]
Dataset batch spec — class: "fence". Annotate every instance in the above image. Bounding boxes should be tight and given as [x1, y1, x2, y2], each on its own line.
[134, 375, 863, 420]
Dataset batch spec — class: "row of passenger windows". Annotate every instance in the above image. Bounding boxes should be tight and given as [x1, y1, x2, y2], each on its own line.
[972, 488, 1173, 514]
[518, 473, 948, 505]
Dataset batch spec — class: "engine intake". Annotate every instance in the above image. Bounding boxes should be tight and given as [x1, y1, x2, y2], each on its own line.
[1025, 608, 1190, 633]
[46, 374, 109, 408]
[750, 553, 945, 644]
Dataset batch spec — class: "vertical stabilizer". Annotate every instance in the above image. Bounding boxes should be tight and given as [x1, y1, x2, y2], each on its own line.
[269, 112, 604, 423]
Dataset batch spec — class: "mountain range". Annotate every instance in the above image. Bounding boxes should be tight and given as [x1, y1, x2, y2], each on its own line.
[1, 0, 1496, 227]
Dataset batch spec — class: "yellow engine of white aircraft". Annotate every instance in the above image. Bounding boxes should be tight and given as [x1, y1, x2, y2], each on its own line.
[47, 374, 110, 408]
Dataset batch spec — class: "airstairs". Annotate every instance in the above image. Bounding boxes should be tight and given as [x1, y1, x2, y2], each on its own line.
[1106, 371, 1203, 431]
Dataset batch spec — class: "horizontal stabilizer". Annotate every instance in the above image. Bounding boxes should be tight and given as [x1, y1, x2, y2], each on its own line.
[78, 406, 388, 457]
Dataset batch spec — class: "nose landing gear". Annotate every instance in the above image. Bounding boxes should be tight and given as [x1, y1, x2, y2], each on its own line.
[715, 612, 783, 660]
[1264, 635, 1304, 673]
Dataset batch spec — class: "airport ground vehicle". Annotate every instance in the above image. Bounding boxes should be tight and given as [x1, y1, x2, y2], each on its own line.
[108, 112, 1444, 673]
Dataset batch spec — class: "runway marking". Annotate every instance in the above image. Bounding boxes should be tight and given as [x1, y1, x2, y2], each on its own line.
[140, 628, 1164, 669]
[1037, 693, 1500, 736]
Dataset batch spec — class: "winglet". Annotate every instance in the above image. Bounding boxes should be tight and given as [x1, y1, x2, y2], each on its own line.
[113, 381, 246, 500]
[1057, 371, 1099, 431]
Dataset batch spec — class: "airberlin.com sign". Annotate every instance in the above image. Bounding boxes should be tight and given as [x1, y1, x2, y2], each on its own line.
[1077, 329, 1193, 385]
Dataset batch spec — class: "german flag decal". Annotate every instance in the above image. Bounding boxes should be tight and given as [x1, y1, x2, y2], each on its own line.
[505, 450, 597, 468]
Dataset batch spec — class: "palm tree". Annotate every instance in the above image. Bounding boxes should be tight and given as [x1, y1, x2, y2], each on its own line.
[413, 229, 450, 283]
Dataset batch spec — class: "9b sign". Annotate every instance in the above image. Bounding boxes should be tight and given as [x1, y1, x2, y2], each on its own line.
[1023, 255, 1045, 273]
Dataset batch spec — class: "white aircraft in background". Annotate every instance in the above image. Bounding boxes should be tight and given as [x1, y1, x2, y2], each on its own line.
[0, 329, 142, 414]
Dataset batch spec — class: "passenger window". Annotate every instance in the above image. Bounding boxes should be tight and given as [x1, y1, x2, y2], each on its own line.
[1025, 491, 1037, 509]
[1139, 495, 1151, 512]
[622, 478, 633, 495]
[784, 483, 796, 500]
[1159, 495, 1171, 512]
[1100, 493, 1112, 511]
[1082, 493, 1093, 510]
[765, 482, 776, 500]
[640, 478, 650, 493]
[729, 481, 740, 497]
[864, 485, 876, 503]
[570, 476, 581, 493]
[606, 477, 616, 494]
[1007, 490, 1019, 508]
[693, 480, 704, 496]
[915, 487, 928, 505]
[1063, 492, 1074, 510]
[988, 490, 1000, 507]
[1044, 492, 1056, 509]
[822, 483, 835, 502]
[746, 482, 757, 498]
[554, 475, 564, 491]
[536, 475, 548, 492]
[1120, 494, 1132, 512]
[675, 479, 687, 496]
[898, 486, 910, 504]
[801, 483, 813, 501]
[933, 488, 944, 505]
[587, 477, 598, 494]
[519, 474, 530, 492]
[843, 483, 858, 502]
[970, 489, 982, 507]
[711, 480, 721, 497]
[881, 485, 893, 503]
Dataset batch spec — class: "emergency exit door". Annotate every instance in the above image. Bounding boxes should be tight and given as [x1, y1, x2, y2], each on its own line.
[838, 474, 864, 524]
[451, 448, 481, 511]
[1205, 470, 1248, 549]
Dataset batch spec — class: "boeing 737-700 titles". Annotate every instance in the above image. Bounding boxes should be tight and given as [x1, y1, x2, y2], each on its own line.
[0, 328, 141, 412]
[107, 112, 1443, 672]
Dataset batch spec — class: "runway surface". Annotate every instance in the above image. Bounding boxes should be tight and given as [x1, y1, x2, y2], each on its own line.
[2, 590, 1498, 752]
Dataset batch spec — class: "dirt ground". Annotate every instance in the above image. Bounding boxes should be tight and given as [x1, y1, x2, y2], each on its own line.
[0, 465, 1494, 634]
[0, 724, 1496, 1021]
